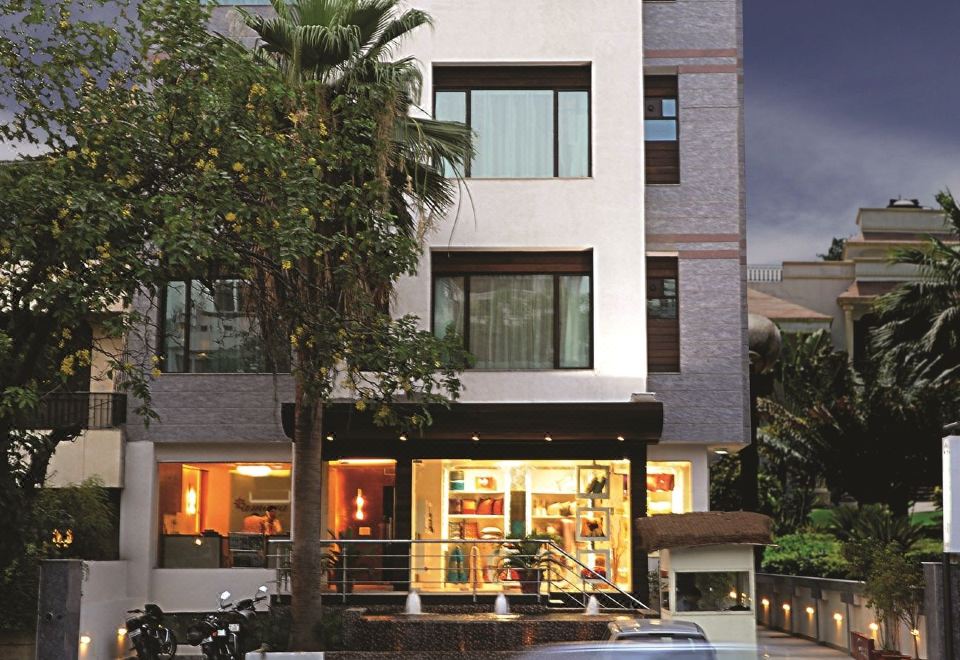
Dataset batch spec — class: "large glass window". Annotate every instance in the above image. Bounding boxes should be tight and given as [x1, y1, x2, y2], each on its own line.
[157, 462, 291, 568]
[411, 459, 631, 593]
[434, 66, 590, 178]
[160, 279, 281, 373]
[674, 571, 752, 612]
[647, 461, 692, 515]
[432, 252, 592, 370]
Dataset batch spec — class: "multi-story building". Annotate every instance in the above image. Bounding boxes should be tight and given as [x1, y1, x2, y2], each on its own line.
[107, 0, 747, 618]
[748, 199, 953, 363]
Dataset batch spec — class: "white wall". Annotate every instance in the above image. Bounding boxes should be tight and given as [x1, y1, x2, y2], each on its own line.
[647, 444, 709, 511]
[78, 561, 138, 660]
[392, 0, 649, 404]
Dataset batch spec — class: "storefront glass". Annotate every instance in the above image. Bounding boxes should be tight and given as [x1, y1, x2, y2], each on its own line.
[646, 461, 692, 515]
[157, 462, 291, 568]
[411, 459, 631, 593]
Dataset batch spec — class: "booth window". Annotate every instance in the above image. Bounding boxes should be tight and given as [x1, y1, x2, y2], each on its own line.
[674, 571, 751, 612]
[157, 462, 291, 568]
[432, 251, 593, 369]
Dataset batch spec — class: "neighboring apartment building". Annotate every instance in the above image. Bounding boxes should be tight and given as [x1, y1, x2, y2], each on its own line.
[748, 199, 952, 362]
[100, 0, 747, 618]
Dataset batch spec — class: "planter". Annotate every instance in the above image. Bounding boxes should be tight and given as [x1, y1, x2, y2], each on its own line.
[518, 568, 543, 594]
[872, 653, 911, 660]
[245, 653, 324, 659]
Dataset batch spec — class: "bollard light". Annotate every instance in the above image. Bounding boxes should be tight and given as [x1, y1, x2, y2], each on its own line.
[833, 613, 843, 623]
[805, 606, 815, 615]
[782, 603, 791, 612]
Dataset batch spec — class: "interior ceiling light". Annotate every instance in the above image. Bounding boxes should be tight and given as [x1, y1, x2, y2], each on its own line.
[236, 465, 272, 477]
[471, 433, 479, 442]
[325, 433, 335, 442]
[544, 433, 553, 442]
[713, 449, 729, 455]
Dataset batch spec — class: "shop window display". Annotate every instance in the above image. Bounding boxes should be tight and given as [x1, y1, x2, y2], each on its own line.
[646, 461, 692, 515]
[411, 459, 631, 593]
[157, 463, 291, 568]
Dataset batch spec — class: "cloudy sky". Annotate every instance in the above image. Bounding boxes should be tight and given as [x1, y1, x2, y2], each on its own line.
[743, 0, 960, 264]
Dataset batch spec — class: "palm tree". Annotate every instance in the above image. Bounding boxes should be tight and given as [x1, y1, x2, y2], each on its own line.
[873, 191, 960, 386]
[232, 0, 472, 648]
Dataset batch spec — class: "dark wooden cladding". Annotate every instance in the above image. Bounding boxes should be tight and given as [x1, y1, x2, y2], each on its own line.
[644, 75, 678, 98]
[647, 256, 680, 372]
[434, 65, 591, 90]
[432, 250, 593, 274]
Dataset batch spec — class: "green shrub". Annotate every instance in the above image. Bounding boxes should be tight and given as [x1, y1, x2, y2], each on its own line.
[762, 533, 850, 579]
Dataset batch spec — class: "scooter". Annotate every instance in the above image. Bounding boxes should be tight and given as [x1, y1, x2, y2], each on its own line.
[125, 603, 177, 659]
[186, 585, 268, 659]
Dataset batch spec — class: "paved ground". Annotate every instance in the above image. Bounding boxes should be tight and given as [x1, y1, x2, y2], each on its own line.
[759, 627, 849, 657]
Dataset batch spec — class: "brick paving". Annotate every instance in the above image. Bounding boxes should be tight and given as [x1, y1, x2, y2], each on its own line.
[759, 627, 850, 658]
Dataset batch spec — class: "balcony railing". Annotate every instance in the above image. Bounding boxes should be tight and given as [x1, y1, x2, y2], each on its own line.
[25, 392, 127, 430]
[746, 265, 783, 282]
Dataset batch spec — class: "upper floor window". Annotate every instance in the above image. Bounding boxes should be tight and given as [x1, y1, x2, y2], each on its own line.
[432, 251, 592, 369]
[645, 75, 679, 184]
[646, 256, 680, 372]
[160, 279, 281, 373]
[433, 66, 591, 178]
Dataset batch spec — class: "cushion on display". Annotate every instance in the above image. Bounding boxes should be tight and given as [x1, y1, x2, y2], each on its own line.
[461, 499, 477, 514]
[481, 526, 502, 536]
[493, 498, 504, 515]
[477, 498, 494, 515]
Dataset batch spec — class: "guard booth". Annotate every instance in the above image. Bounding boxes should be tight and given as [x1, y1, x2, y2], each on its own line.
[635, 511, 773, 646]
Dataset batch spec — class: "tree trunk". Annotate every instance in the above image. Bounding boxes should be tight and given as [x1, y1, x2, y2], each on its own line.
[290, 387, 326, 650]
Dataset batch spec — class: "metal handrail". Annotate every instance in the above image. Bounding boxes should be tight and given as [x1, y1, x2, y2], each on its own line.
[267, 538, 649, 611]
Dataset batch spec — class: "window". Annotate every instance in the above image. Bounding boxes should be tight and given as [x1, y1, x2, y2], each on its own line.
[647, 461, 692, 515]
[160, 279, 281, 373]
[645, 76, 679, 184]
[433, 66, 590, 178]
[674, 571, 752, 612]
[432, 252, 592, 369]
[647, 256, 680, 372]
[157, 462, 291, 568]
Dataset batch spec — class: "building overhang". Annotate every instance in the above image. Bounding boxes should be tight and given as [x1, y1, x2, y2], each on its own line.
[281, 400, 663, 459]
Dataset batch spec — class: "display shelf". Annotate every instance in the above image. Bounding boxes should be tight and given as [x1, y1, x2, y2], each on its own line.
[448, 514, 505, 518]
[447, 490, 504, 496]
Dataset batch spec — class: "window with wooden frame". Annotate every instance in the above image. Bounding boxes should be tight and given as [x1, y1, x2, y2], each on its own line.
[432, 251, 593, 370]
[433, 66, 591, 178]
[644, 75, 679, 184]
[646, 256, 680, 372]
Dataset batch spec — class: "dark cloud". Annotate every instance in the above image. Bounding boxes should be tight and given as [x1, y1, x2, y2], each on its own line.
[744, 0, 960, 263]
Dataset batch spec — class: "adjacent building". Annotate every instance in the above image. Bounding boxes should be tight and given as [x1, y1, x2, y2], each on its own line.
[55, 0, 749, 619]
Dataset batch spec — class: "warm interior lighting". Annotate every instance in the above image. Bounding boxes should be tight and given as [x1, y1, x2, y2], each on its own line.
[869, 622, 879, 632]
[185, 486, 198, 515]
[911, 629, 920, 638]
[235, 465, 271, 477]
[354, 488, 365, 521]
[79, 635, 91, 645]
[713, 449, 729, 455]
[471, 433, 479, 442]
[729, 590, 737, 599]
[333, 458, 394, 466]
[544, 433, 553, 442]
[782, 603, 791, 612]
[117, 628, 127, 637]
[833, 613, 843, 623]
[761, 598, 770, 607]
[805, 606, 815, 615]
[52, 529, 74, 548]
[194, 538, 202, 546]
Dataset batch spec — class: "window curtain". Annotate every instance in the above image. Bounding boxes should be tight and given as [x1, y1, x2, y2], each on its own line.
[434, 92, 467, 177]
[559, 275, 590, 367]
[163, 281, 187, 372]
[469, 275, 554, 368]
[558, 91, 589, 177]
[471, 90, 553, 177]
[433, 276, 465, 339]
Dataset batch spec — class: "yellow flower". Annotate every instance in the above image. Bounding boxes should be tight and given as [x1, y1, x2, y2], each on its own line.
[59, 356, 75, 377]
[279, 169, 287, 179]
[151, 367, 162, 378]
[181, 131, 191, 142]
[300, 207, 310, 216]
[249, 83, 267, 97]
[207, 147, 219, 157]
[121, 205, 132, 218]
[224, 212, 237, 222]
[195, 159, 206, 170]
[66, 150, 77, 160]
[281, 259, 292, 270]
[240, 175, 249, 184]
[232, 162, 244, 173]
[355, 400, 367, 412]
[272, 220, 280, 229]
[307, 157, 316, 166]
[200, 72, 208, 82]
[58, 20, 69, 30]
[58, 208, 69, 219]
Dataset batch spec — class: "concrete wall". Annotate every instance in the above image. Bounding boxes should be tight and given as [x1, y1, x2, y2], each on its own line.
[756, 573, 929, 658]
[78, 561, 139, 660]
[46, 429, 125, 488]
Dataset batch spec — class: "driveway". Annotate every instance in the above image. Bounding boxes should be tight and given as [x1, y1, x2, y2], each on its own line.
[759, 628, 850, 658]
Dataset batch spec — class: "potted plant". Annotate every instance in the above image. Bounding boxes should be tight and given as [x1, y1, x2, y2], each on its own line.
[499, 535, 562, 595]
[862, 545, 922, 659]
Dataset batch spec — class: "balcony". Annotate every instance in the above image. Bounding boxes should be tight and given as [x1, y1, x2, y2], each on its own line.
[26, 392, 127, 430]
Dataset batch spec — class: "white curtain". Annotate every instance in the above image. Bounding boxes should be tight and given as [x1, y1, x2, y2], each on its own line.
[559, 275, 590, 367]
[469, 275, 554, 368]
[472, 90, 553, 178]
[558, 91, 589, 177]
[433, 277, 465, 339]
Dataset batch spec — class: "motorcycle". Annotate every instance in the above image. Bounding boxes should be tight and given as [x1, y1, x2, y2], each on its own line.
[125, 603, 177, 659]
[186, 585, 268, 659]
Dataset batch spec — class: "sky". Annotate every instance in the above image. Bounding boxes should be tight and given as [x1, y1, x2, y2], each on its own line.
[743, 0, 960, 264]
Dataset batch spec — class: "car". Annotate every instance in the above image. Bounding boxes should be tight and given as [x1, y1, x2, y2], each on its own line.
[607, 619, 709, 643]
[514, 641, 779, 659]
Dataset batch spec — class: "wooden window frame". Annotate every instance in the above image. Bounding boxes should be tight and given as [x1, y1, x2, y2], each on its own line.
[644, 75, 680, 185]
[433, 65, 592, 178]
[431, 251, 594, 370]
[646, 256, 680, 373]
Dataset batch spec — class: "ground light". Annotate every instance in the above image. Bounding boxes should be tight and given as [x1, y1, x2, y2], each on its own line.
[805, 606, 814, 615]
[833, 613, 843, 622]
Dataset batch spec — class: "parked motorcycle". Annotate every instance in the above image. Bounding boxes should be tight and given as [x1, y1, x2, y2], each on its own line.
[186, 585, 268, 659]
[125, 603, 177, 659]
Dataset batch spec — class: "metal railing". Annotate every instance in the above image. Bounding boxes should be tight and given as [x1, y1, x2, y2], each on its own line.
[23, 392, 127, 430]
[746, 265, 783, 282]
[268, 538, 648, 612]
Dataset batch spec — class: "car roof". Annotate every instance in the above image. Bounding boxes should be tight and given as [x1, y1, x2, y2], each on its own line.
[516, 641, 766, 659]
[609, 619, 707, 636]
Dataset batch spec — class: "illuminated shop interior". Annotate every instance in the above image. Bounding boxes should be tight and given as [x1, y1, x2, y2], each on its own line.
[646, 461, 692, 515]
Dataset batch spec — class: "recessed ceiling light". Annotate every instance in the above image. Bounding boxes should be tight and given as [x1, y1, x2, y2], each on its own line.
[713, 449, 729, 455]
[471, 433, 479, 442]
[544, 433, 553, 442]
[325, 433, 335, 442]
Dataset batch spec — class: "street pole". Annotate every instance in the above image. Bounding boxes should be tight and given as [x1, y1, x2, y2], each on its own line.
[943, 424, 960, 660]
